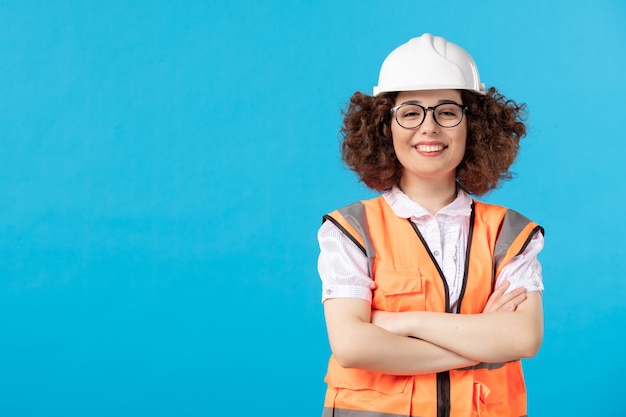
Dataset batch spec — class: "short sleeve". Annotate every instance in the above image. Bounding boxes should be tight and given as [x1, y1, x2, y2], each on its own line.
[496, 231, 545, 294]
[317, 220, 375, 303]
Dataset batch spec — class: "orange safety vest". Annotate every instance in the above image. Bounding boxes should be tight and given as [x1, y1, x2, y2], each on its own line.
[321, 196, 543, 417]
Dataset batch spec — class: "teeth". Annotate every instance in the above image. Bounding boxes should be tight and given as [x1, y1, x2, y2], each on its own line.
[414, 144, 444, 152]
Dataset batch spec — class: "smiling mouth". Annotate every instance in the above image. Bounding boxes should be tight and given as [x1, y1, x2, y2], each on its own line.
[414, 144, 447, 153]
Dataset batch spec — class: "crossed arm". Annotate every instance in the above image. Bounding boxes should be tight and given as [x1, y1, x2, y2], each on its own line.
[323, 281, 543, 375]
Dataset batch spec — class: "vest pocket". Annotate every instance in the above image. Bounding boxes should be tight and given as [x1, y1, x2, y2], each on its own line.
[326, 366, 409, 394]
[472, 381, 492, 417]
[471, 363, 526, 416]
[325, 366, 412, 416]
[373, 267, 426, 312]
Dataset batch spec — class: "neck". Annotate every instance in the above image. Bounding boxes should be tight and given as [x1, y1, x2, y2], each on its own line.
[399, 176, 458, 215]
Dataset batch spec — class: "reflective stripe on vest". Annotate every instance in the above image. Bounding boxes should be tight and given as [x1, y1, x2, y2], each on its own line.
[322, 196, 542, 417]
[323, 407, 418, 417]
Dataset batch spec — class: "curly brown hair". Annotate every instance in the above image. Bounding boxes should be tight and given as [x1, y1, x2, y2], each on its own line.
[340, 87, 527, 196]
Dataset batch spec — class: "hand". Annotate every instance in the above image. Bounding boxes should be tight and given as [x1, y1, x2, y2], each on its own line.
[482, 280, 527, 313]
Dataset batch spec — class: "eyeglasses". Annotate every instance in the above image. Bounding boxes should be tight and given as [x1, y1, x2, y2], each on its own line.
[391, 102, 468, 129]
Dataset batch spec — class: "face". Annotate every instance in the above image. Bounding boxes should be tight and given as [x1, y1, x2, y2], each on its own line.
[391, 89, 467, 188]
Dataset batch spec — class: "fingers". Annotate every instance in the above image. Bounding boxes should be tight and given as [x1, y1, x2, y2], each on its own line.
[496, 287, 527, 312]
[483, 280, 511, 312]
[505, 290, 527, 311]
[483, 280, 528, 313]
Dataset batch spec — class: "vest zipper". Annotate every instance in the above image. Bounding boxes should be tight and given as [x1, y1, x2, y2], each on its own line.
[456, 202, 476, 312]
[408, 220, 451, 312]
[437, 372, 451, 417]
[408, 219, 453, 417]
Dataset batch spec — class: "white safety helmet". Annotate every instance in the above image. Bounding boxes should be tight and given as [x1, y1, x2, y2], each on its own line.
[373, 33, 486, 96]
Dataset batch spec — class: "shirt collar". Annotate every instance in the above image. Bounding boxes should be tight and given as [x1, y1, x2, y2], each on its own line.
[383, 186, 473, 219]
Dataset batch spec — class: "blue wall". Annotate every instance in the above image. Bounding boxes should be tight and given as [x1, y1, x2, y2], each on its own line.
[1, 1, 624, 415]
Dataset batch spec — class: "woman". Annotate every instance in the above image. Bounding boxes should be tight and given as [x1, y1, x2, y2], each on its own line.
[318, 33, 544, 417]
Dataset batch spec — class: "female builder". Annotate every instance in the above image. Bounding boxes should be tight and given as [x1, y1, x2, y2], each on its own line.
[317, 34, 544, 417]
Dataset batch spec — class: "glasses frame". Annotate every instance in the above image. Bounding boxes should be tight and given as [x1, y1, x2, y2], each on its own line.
[390, 102, 468, 129]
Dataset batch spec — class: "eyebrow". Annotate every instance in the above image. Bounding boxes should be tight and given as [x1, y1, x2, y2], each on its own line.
[400, 99, 462, 106]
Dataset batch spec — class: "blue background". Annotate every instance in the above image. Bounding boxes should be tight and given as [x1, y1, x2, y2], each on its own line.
[1, 1, 624, 415]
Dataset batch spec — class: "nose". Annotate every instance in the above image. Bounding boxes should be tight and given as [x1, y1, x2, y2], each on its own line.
[419, 108, 439, 133]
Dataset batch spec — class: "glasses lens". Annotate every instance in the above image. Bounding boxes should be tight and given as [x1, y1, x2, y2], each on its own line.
[396, 105, 424, 128]
[434, 104, 464, 127]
